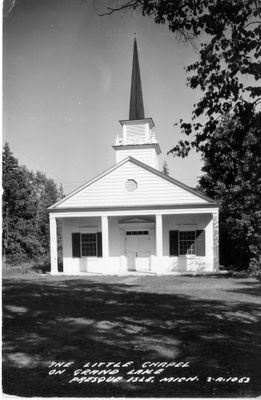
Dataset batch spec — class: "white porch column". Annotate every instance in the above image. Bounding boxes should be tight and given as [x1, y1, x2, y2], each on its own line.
[156, 214, 163, 257]
[101, 216, 109, 258]
[213, 211, 219, 272]
[49, 215, 58, 275]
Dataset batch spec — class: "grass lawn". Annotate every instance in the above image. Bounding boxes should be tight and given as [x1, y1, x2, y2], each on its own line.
[2, 274, 261, 397]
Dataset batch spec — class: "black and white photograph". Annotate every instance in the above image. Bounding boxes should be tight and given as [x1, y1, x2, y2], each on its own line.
[2, 0, 261, 397]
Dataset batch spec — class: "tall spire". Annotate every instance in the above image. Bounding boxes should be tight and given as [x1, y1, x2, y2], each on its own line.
[129, 38, 145, 120]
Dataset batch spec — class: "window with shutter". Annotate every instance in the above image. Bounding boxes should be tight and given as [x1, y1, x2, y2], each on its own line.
[169, 229, 206, 257]
[72, 232, 103, 257]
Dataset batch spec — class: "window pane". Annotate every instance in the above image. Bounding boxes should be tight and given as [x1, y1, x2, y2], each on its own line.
[179, 231, 196, 255]
[126, 231, 149, 236]
[81, 233, 97, 256]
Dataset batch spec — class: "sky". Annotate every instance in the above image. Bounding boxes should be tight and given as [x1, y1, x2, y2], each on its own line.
[3, 0, 204, 195]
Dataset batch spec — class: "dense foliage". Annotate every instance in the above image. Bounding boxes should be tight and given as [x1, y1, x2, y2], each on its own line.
[101, 1, 261, 155]
[2, 143, 63, 265]
[198, 113, 261, 273]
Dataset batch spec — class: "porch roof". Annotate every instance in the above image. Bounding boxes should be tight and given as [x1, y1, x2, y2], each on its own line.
[49, 203, 219, 219]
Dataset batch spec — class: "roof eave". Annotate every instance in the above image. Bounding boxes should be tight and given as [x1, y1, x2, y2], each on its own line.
[119, 117, 155, 129]
[112, 142, 161, 155]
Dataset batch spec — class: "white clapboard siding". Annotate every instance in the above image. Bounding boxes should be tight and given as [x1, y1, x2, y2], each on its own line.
[56, 160, 207, 208]
[115, 147, 158, 169]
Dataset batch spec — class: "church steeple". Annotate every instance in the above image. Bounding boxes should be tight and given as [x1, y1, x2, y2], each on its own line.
[129, 38, 145, 120]
[113, 38, 161, 169]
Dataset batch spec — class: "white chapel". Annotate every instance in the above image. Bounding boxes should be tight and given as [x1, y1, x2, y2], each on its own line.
[48, 39, 219, 275]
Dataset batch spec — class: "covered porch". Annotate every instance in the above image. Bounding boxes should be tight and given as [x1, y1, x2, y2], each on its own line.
[49, 206, 219, 275]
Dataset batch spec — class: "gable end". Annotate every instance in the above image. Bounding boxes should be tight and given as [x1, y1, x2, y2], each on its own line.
[49, 157, 215, 210]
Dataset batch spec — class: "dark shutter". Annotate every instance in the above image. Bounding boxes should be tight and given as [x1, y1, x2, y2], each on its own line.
[97, 232, 102, 257]
[72, 233, 81, 258]
[169, 230, 179, 256]
[196, 230, 205, 256]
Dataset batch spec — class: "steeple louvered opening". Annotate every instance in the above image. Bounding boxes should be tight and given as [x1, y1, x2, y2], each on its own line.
[117, 118, 156, 146]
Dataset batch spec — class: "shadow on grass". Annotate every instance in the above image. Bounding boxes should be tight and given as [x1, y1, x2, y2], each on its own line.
[227, 280, 261, 297]
[2, 277, 261, 397]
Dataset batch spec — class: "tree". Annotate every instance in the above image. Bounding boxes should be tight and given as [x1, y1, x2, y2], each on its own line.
[33, 171, 64, 255]
[100, 0, 261, 156]
[198, 112, 261, 273]
[2, 143, 19, 261]
[2, 144, 39, 263]
[2, 143, 64, 265]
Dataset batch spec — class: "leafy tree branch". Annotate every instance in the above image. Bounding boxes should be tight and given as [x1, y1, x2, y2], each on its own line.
[97, 0, 261, 157]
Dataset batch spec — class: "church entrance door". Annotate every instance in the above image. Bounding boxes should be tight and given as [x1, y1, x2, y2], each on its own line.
[125, 231, 151, 271]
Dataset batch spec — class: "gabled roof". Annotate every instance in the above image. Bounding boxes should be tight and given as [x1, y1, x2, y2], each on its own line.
[132, 157, 215, 203]
[49, 156, 215, 210]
